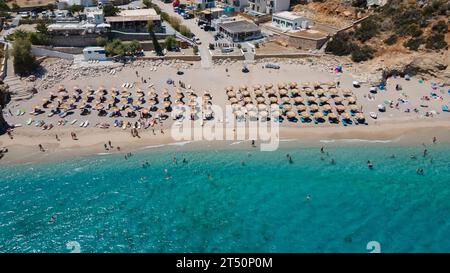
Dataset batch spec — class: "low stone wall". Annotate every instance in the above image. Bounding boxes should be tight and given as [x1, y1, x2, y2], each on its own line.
[36, 46, 83, 55]
[51, 34, 100, 47]
[254, 52, 322, 60]
[0, 43, 7, 80]
[137, 55, 201, 62]
[211, 54, 245, 61]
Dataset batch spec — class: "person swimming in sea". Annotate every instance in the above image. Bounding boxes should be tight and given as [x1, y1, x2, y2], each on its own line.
[320, 146, 324, 153]
[182, 158, 188, 164]
[251, 140, 256, 147]
[48, 215, 57, 224]
[241, 160, 246, 166]
[423, 149, 428, 157]
[367, 160, 373, 169]
[330, 158, 336, 165]
[305, 195, 311, 202]
[173, 157, 177, 164]
[208, 173, 213, 181]
[416, 168, 424, 175]
[433, 136, 437, 144]
[288, 155, 293, 164]
[390, 154, 396, 159]
[410, 154, 417, 160]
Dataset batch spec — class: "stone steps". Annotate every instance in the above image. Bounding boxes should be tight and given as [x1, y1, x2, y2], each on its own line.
[3, 76, 33, 101]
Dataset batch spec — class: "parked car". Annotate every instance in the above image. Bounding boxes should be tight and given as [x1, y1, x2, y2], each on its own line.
[204, 25, 216, 31]
[197, 20, 207, 26]
[242, 66, 249, 73]
[183, 13, 194, 19]
[265, 63, 280, 69]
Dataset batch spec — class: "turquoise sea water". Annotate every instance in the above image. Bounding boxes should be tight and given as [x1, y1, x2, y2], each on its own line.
[0, 142, 450, 253]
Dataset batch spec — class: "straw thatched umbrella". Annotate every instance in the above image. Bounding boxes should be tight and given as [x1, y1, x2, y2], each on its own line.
[227, 90, 236, 98]
[342, 89, 353, 96]
[234, 110, 244, 118]
[272, 110, 281, 117]
[291, 89, 300, 96]
[334, 96, 343, 104]
[254, 89, 264, 96]
[286, 111, 296, 119]
[355, 113, 365, 121]
[259, 110, 268, 119]
[328, 88, 338, 96]
[253, 84, 262, 90]
[347, 97, 357, 104]
[296, 105, 307, 112]
[289, 82, 297, 89]
[246, 103, 255, 111]
[341, 112, 351, 120]
[264, 83, 273, 90]
[148, 99, 157, 106]
[58, 85, 66, 92]
[304, 88, 314, 95]
[301, 111, 310, 118]
[336, 105, 346, 112]
[239, 85, 247, 91]
[226, 86, 233, 91]
[326, 81, 336, 87]
[241, 90, 250, 97]
[229, 97, 238, 104]
[310, 105, 319, 112]
[323, 104, 332, 112]
[174, 93, 184, 100]
[248, 110, 258, 119]
[328, 113, 338, 120]
[269, 96, 278, 103]
[294, 96, 304, 104]
[257, 103, 267, 111]
[256, 96, 266, 103]
[350, 104, 359, 112]
[283, 104, 293, 111]
[282, 96, 291, 103]
[278, 88, 288, 96]
[163, 101, 171, 108]
[243, 96, 252, 104]
[266, 89, 276, 96]
[314, 112, 324, 119]
[316, 89, 325, 96]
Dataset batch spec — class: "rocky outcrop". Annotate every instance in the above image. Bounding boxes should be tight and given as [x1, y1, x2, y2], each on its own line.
[0, 81, 11, 135]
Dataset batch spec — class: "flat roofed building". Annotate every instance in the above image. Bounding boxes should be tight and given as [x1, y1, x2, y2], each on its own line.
[272, 11, 311, 30]
[218, 20, 262, 42]
[248, 0, 290, 15]
[105, 8, 163, 33]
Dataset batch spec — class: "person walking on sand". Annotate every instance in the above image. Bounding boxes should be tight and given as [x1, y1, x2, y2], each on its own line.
[321, 146, 324, 153]
[104, 144, 109, 151]
[55, 134, 60, 141]
[108, 141, 113, 148]
[38, 144, 45, 152]
[433, 136, 437, 144]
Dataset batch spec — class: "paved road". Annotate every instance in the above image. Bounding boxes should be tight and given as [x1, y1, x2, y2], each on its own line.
[149, 1, 214, 68]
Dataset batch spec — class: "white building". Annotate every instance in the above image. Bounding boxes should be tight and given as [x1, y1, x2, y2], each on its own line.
[248, 0, 290, 14]
[272, 11, 311, 30]
[86, 10, 104, 24]
[83, 47, 107, 61]
[57, 0, 94, 8]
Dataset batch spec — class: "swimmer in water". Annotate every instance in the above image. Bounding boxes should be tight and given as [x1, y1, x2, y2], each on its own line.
[182, 158, 187, 164]
[173, 157, 177, 164]
[416, 168, 424, 175]
[390, 154, 396, 159]
[241, 160, 246, 166]
[208, 173, 213, 180]
[48, 215, 57, 224]
[320, 146, 324, 153]
[367, 160, 373, 169]
[288, 155, 293, 164]
[331, 158, 336, 165]
[305, 195, 311, 202]
[410, 154, 417, 160]
[164, 169, 172, 180]
[251, 140, 256, 147]
[423, 149, 428, 157]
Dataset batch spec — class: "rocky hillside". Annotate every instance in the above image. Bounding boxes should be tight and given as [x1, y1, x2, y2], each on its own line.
[0, 80, 11, 135]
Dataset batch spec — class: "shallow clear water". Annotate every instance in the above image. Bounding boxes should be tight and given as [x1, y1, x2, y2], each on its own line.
[1, 142, 450, 253]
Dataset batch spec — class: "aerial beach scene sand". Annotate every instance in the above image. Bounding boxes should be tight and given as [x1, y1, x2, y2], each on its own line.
[0, 0, 450, 256]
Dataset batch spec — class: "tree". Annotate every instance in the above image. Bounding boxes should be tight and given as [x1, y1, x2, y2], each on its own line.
[68, 5, 85, 15]
[325, 32, 352, 56]
[11, 2, 20, 10]
[126, 40, 142, 54]
[143, 0, 152, 8]
[103, 4, 120, 17]
[425, 33, 447, 50]
[165, 36, 177, 50]
[12, 38, 38, 75]
[0, 0, 10, 11]
[350, 45, 375, 62]
[105, 39, 125, 56]
[36, 20, 49, 35]
[96, 37, 108, 46]
[354, 17, 379, 42]
[147, 21, 163, 56]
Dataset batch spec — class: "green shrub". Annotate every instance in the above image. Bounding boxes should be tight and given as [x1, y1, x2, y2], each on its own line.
[325, 32, 352, 56]
[425, 33, 448, 50]
[404, 37, 424, 51]
[96, 37, 108, 46]
[209, 43, 214, 50]
[354, 16, 379, 42]
[350, 45, 375, 62]
[384, 34, 398, 45]
[432, 20, 448, 33]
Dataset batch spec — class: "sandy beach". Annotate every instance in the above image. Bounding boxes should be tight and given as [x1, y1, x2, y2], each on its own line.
[1, 57, 449, 164]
